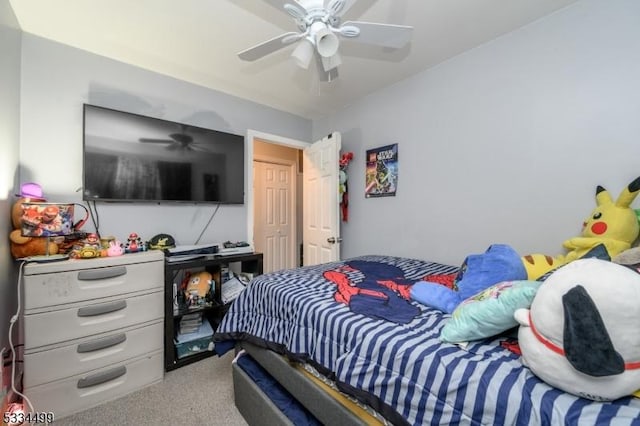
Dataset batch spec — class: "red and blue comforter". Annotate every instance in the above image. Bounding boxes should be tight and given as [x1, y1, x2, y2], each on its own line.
[214, 255, 640, 425]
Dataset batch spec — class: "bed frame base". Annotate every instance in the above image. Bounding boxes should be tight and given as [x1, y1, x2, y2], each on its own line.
[232, 364, 295, 426]
[233, 342, 373, 426]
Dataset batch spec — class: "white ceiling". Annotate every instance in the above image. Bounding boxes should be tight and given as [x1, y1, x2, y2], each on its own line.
[9, 0, 579, 120]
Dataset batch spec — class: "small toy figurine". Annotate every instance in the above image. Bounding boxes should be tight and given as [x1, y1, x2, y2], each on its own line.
[77, 245, 100, 259]
[125, 232, 147, 253]
[85, 233, 100, 247]
[70, 232, 102, 259]
[107, 240, 125, 257]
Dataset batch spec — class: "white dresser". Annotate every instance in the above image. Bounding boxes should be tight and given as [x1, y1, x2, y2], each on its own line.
[22, 251, 165, 419]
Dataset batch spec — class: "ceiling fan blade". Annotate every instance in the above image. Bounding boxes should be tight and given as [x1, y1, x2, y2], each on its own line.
[190, 144, 211, 153]
[341, 21, 413, 48]
[263, 0, 307, 15]
[283, 2, 308, 20]
[262, 0, 310, 23]
[139, 138, 172, 144]
[169, 133, 193, 144]
[238, 32, 303, 61]
[326, 0, 358, 17]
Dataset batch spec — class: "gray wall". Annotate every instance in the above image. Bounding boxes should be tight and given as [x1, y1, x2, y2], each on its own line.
[11, 0, 640, 271]
[0, 1, 21, 354]
[18, 34, 312, 246]
[315, 0, 640, 266]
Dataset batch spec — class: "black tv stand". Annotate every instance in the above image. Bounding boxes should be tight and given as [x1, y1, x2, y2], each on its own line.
[164, 252, 263, 371]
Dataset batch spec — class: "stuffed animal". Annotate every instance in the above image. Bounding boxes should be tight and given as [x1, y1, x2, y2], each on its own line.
[411, 244, 527, 314]
[521, 177, 640, 279]
[9, 197, 60, 259]
[339, 152, 354, 222]
[515, 258, 640, 401]
[183, 271, 213, 306]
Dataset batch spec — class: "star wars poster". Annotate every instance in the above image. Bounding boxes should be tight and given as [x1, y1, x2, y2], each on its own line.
[365, 144, 398, 198]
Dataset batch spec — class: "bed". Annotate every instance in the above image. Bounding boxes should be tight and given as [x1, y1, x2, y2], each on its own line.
[213, 255, 640, 425]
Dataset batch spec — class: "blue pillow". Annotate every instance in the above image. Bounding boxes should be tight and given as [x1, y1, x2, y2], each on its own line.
[440, 280, 542, 344]
[410, 244, 528, 314]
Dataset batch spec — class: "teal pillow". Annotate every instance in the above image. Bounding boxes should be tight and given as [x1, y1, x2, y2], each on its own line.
[440, 280, 542, 344]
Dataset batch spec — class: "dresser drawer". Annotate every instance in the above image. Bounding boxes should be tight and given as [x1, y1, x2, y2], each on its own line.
[24, 256, 164, 311]
[24, 290, 163, 350]
[24, 350, 163, 420]
[24, 320, 163, 388]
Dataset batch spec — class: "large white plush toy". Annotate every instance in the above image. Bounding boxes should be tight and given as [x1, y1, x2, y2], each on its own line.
[514, 258, 640, 401]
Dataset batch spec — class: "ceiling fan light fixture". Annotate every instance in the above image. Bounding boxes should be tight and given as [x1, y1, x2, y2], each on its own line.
[291, 39, 314, 69]
[321, 52, 341, 72]
[314, 26, 340, 58]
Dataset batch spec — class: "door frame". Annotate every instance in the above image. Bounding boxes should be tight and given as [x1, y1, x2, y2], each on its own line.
[246, 130, 309, 250]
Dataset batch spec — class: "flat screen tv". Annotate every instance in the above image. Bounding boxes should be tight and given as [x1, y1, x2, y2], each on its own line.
[82, 104, 245, 204]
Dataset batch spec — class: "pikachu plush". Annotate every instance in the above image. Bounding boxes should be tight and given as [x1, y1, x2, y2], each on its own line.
[522, 177, 640, 279]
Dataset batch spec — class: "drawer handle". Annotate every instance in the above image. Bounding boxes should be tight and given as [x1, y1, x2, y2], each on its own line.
[77, 333, 127, 353]
[77, 365, 126, 389]
[77, 300, 127, 317]
[77, 266, 127, 281]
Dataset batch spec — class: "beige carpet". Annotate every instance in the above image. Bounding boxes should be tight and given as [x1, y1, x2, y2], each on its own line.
[53, 351, 247, 425]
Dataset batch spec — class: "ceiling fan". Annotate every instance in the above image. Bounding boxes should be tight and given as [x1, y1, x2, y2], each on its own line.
[139, 126, 209, 152]
[238, 0, 413, 81]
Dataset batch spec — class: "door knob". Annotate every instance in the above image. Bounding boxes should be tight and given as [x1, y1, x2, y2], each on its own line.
[327, 237, 343, 244]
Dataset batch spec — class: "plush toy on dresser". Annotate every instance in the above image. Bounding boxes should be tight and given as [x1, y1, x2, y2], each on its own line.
[9, 192, 60, 259]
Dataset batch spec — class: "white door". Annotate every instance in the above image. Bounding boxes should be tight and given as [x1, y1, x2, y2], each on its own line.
[303, 132, 341, 266]
[254, 161, 296, 273]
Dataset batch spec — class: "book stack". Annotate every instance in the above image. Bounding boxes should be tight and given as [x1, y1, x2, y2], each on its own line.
[179, 312, 203, 335]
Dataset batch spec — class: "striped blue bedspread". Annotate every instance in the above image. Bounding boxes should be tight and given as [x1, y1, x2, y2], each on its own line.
[214, 255, 640, 425]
